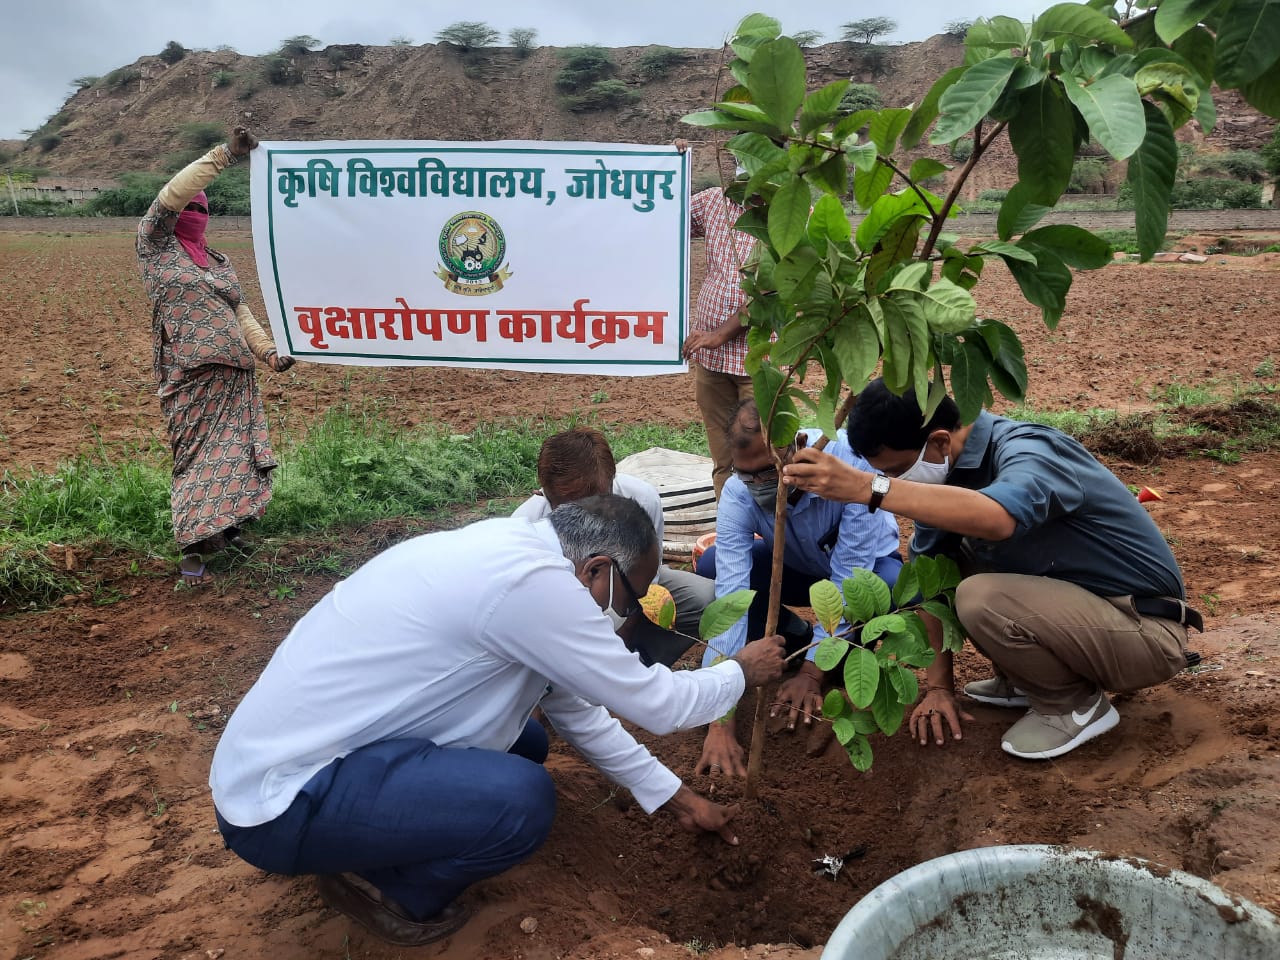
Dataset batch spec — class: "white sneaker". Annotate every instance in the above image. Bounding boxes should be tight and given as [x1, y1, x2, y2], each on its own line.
[1001, 691, 1119, 760]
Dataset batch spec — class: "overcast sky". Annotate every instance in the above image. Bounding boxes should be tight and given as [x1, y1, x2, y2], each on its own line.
[3, 0, 1052, 140]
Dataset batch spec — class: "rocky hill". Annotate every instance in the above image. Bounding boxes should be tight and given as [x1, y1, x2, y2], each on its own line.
[8, 36, 1274, 193]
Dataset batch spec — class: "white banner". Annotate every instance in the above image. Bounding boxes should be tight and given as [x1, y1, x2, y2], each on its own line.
[249, 140, 691, 375]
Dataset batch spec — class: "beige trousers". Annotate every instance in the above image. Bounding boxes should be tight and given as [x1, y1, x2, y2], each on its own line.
[956, 573, 1188, 713]
[693, 364, 753, 499]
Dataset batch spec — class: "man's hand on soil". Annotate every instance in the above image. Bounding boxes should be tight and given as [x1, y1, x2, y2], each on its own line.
[733, 634, 785, 688]
[664, 785, 740, 845]
[908, 688, 973, 746]
[694, 717, 746, 778]
[773, 662, 824, 731]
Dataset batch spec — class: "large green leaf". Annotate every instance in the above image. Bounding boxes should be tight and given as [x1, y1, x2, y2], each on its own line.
[831, 309, 881, 389]
[805, 153, 849, 195]
[1135, 60, 1201, 114]
[799, 79, 850, 134]
[832, 715, 858, 745]
[918, 277, 978, 332]
[748, 37, 807, 131]
[698, 589, 756, 642]
[868, 108, 913, 156]
[995, 182, 1051, 240]
[843, 644, 880, 709]
[865, 216, 923, 295]
[1020, 224, 1113, 269]
[1061, 73, 1146, 160]
[967, 15, 1029, 52]
[1032, 3, 1134, 46]
[736, 13, 781, 38]
[1214, 0, 1280, 88]
[807, 194, 852, 248]
[862, 613, 907, 646]
[901, 66, 967, 148]
[870, 679, 906, 735]
[1008, 79, 1075, 204]
[889, 664, 920, 705]
[682, 110, 780, 134]
[972, 239, 1038, 264]
[815, 636, 851, 672]
[853, 161, 895, 212]
[1156, 0, 1225, 44]
[948, 339, 990, 422]
[1126, 101, 1178, 262]
[879, 298, 915, 392]
[846, 733, 874, 771]
[726, 132, 788, 170]
[922, 600, 967, 652]
[1172, 24, 1217, 84]
[891, 562, 919, 609]
[1241, 54, 1280, 117]
[767, 175, 811, 258]
[908, 158, 950, 183]
[978, 320, 1029, 400]
[911, 555, 944, 602]
[842, 567, 892, 623]
[932, 56, 1021, 143]
[810, 579, 845, 637]
[822, 688, 849, 719]
[855, 191, 927, 253]
[1006, 243, 1072, 328]
[774, 246, 822, 302]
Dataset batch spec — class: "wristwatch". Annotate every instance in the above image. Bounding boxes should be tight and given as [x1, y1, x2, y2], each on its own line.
[868, 474, 891, 513]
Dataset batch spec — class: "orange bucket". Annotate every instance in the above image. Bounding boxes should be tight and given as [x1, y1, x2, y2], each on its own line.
[692, 532, 717, 572]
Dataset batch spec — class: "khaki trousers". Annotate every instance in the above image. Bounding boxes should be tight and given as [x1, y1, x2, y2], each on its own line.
[955, 573, 1188, 713]
[693, 364, 753, 499]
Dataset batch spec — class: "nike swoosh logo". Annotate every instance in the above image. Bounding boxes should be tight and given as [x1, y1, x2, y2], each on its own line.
[1072, 702, 1098, 725]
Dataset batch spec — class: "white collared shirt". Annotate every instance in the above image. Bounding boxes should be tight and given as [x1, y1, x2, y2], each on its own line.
[210, 517, 744, 825]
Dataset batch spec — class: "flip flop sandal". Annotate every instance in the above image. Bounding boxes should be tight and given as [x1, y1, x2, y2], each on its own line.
[179, 554, 209, 584]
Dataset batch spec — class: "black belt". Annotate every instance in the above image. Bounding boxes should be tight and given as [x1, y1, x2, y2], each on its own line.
[1134, 597, 1204, 632]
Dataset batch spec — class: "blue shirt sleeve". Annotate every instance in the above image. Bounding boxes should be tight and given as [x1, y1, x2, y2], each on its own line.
[702, 479, 758, 667]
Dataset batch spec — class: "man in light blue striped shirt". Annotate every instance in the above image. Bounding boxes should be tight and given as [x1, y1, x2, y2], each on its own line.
[693, 399, 903, 778]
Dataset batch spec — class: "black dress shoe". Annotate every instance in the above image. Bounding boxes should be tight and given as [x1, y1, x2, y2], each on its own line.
[314, 873, 470, 946]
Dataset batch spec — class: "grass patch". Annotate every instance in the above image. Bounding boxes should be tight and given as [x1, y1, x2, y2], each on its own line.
[1, 408, 707, 610]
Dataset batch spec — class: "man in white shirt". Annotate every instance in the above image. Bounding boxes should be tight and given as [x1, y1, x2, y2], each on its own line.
[209, 495, 784, 947]
[513, 427, 715, 666]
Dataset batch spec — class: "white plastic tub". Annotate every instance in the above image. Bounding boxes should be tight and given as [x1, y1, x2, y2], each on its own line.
[822, 844, 1280, 960]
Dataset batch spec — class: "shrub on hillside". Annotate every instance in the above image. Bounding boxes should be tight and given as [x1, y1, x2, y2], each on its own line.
[37, 134, 62, 153]
[509, 28, 537, 57]
[792, 30, 823, 48]
[837, 83, 883, 115]
[1199, 151, 1267, 183]
[950, 137, 974, 162]
[637, 46, 687, 81]
[103, 68, 141, 91]
[556, 46, 615, 92]
[71, 76, 99, 90]
[261, 55, 300, 86]
[1263, 127, 1280, 185]
[563, 79, 639, 112]
[1170, 178, 1262, 209]
[436, 22, 499, 53]
[212, 70, 235, 88]
[158, 41, 186, 64]
[180, 122, 224, 150]
[1068, 157, 1110, 194]
[279, 35, 321, 56]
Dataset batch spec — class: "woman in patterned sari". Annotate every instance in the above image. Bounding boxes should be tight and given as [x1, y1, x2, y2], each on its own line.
[137, 126, 294, 584]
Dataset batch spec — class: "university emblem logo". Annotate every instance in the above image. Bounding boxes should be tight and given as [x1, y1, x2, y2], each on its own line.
[435, 211, 513, 296]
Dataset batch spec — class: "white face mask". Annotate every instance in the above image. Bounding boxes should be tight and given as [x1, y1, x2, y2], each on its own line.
[897, 441, 950, 485]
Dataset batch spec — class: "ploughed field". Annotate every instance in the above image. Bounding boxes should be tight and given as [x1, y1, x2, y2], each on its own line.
[1, 224, 1279, 959]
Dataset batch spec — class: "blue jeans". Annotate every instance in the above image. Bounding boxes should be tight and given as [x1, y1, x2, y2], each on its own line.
[698, 540, 903, 654]
[215, 718, 555, 920]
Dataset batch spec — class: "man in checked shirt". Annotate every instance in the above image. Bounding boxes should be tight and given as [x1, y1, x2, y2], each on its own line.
[675, 139, 757, 499]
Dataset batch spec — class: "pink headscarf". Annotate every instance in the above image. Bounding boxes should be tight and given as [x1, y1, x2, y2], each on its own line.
[175, 190, 210, 268]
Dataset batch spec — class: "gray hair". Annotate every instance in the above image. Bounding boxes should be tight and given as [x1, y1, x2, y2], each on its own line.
[548, 494, 656, 573]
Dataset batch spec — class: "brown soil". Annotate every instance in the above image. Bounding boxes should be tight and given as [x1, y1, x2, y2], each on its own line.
[2, 225, 1280, 959]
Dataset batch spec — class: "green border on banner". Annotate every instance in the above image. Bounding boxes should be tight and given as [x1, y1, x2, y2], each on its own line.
[265, 144, 690, 368]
